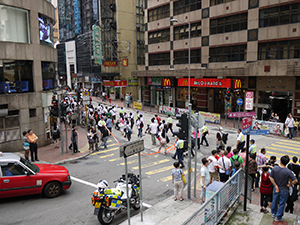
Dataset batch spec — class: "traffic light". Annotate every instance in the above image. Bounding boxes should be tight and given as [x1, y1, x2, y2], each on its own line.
[50, 100, 58, 117]
[173, 113, 189, 140]
[60, 103, 69, 117]
[225, 88, 231, 101]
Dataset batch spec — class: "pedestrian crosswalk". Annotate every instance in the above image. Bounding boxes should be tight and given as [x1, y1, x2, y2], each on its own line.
[265, 139, 300, 162]
[90, 139, 194, 183]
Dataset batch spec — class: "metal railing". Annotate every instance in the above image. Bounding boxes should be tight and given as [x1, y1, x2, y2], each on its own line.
[183, 168, 252, 225]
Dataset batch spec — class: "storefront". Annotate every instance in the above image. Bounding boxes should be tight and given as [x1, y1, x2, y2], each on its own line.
[103, 80, 127, 100]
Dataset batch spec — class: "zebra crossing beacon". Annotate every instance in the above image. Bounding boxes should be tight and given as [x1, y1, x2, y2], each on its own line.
[119, 139, 144, 225]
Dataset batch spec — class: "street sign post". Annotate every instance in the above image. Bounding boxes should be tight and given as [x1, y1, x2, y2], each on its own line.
[228, 111, 256, 118]
[236, 98, 243, 128]
[242, 117, 252, 135]
[119, 140, 144, 225]
[249, 130, 270, 135]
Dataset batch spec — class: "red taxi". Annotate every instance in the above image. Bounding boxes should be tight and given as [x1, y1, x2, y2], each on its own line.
[0, 152, 71, 198]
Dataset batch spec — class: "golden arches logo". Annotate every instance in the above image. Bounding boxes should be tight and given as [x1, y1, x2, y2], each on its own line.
[182, 79, 188, 86]
[234, 79, 242, 89]
[163, 79, 171, 86]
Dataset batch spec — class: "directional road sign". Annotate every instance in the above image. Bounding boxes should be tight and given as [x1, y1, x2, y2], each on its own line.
[120, 140, 144, 158]
[228, 111, 256, 118]
[236, 98, 243, 106]
[249, 130, 270, 135]
[242, 117, 252, 135]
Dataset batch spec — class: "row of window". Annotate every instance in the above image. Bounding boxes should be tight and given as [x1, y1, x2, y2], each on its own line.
[210, 13, 247, 35]
[148, 29, 170, 44]
[210, 0, 236, 6]
[174, 49, 201, 64]
[149, 52, 170, 66]
[259, 3, 300, 28]
[148, 4, 170, 22]
[174, 0, 202, 16]
[174, 22, 202, 40]
[209, 45, 247, 62]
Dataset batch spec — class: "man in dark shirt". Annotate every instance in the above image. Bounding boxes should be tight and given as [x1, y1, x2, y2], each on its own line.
[287, 156, 300, 186]
[269, 156, 298, 222]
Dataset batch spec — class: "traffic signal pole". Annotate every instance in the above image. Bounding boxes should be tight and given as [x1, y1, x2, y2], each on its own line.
[187, 103, 192, 199]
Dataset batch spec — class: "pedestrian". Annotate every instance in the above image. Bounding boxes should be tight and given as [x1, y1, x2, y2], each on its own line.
[27, 129, 39, 162]
[218, 150, 231, 182]
[268, 156, 279, 167]
[98, 116, 106, 133]
[200, 157, 211, 203]
[101, 127, 109, 149]
[200, 123, 209, 147]
[208, 150, 219, 183]
[269, 156, 298, 222]
[216, 132, 225, 150]
[158, 128, 168, 154]
[125, 121, 132, 142]
[294, 118, 299, 137]
[285, 113, 295, 139]
[287, 156, 300, 191]
[175, 139, 185, 168]
[249, 139, 257, 158]
[52, 122, 60, 148]
[149, 118, 158, 145]
[166, 115, 174, 136]
[155, 114, 161, 124]
[22, 131, 30, 162]
[129, 112, 134, 130]
[136, 117, 143, 138]
[119, 107, 125, 118]
[192, 128, 201, 150]
[87, 128, 95, 152]
[226, 146, 233, 159]
[230, 149, 244, 170]
[240, 148, 248, 169]
[285, 183, 298, 214]
[256, 148, 267, 188]
[91, 126, 100, 150]
[249, 154, 258, 191]
[172, 162, 185, 201]
[106, 115, 113, 133]
[260, 165, 273, 214]
[236, 129, 245, 151]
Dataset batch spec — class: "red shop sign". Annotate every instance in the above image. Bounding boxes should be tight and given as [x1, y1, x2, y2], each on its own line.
[178, 78, 231, 88]
[114, 80, 127, 87]
[103, 80, 114, 87]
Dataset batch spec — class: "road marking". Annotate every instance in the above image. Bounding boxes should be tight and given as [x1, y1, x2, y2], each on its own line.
[266, 154, 293, 162]
[107, 144, 118, 147]
[271, 144, 300, 151]
[145, 165, 174, 175]
[70, 176, 98, 188]
[276, 141, 300, 147]
[120, 159, 139, 165]
[265, 146, 299, 155]
[160, 170, 187, 182]
[109, 157, 123, 162]
[142, 202, 152, 208]
[99, 153, 115, 159]
[132, 159, 170, 170]
[278, 139, 300, 145]
[91, 147, 119, 155]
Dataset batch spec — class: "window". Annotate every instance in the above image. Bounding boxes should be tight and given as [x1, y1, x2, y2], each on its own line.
[210, 0, 236, 6]
[174, 0, 201, 16]
[210, 13, 247, 35]
[29, 109, 36, 118]
[209, 45, 247, 62]
[148, 28, 170, 44]
[149, 52, 170, 66]
[0, 110, 20, 143]
[148, 4, 170, 22]
[174, 22, 201, 40]
[174, 49, 201, 64]
[0, 162, 26, 176]
[259, 3, 300, 27]
[0, 60, 33, 93]
[42, 62, 55, 90]
[258, 40, 300, 60]
[0, 5, 30, 43]
[39, 14, 54, 47]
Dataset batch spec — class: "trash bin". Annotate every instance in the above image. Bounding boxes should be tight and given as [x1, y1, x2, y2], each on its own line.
[109, 98, 111, 103]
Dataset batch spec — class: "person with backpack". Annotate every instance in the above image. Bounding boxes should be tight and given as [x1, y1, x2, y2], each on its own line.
[125, 121, 132, 142]
[216, 132, 225, 150]
[136, 117, 143, 138]
[230, 149, 244, 171]
[218, 150, 231, 182]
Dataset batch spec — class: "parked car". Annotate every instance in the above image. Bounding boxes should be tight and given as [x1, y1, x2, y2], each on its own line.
[0, 152, 71, 198]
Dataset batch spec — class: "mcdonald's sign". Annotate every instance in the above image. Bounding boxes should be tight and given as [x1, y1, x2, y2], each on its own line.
[233, 79, 242, 89]
[162, 78, 172, 87]
[178, 78, 231, 88]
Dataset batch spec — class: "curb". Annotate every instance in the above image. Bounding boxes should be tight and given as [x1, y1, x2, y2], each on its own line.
[54, 151, 90, 165]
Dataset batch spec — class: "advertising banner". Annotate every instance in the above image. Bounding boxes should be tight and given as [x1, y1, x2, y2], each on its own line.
[178, 78, 231, 88]
[253, 120, 284, 135]
[176, 108, 193, 116]
[92, 25, 101, 65]
[159, 106, 176, 116]
[133, 101, 143, 110]
[245, 91, 254, 110]
[199, 111, 221, 124]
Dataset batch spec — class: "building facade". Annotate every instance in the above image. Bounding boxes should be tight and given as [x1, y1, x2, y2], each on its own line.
[133, 0, 300, 121]
[0, 0, 57, 151]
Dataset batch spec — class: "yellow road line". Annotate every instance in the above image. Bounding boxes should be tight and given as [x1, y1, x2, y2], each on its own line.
[109, 157, 122, 162]
[271, 144, 300, 151]
[265, 147, 299, 155]
[276, 142, 300, 147]
[120, 159, 139, 166]
[107, 144, 117, 147]
[160, 170, 188, 182]
[266, 154, 293, 162]
[99, 153, 115, 159]
[132, 159, 170, 170]
[278, 139, 300, 145]
[91, 147, 119, 155]
[145, 166, 174, 175]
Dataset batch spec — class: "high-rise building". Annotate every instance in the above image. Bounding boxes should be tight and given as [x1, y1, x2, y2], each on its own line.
[0, 0, 57, 151]
[133, 0, 300, 120]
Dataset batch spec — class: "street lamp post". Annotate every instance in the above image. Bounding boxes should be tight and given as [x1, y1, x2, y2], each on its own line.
[171, 19, 192, 199]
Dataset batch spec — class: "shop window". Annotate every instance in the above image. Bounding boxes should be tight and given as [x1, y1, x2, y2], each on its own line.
[174, 21, 201, 40]
[174, 0, 201, 16]
[29, 109, 36, 118]
[0, 60, 33, 93]
[0, 110, 20, 143]
[210, 0, 236, 6]
[149, 52, 170, 66]
[259, 3, 300, 28]
[148, 4, 170, 22]
[0, 5, 30, 43]
[258, 40, 300, 60]
[209, 45, 247, 62]
[210, 13, 247, 35]
[42, 62, 55, 90]
[148, 28, 170, 44]
[174, 49, 201, 64]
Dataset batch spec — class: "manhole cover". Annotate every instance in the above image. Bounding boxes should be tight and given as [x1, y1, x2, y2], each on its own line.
[85, 161, 100, 166]
[163, 189, 174, 196]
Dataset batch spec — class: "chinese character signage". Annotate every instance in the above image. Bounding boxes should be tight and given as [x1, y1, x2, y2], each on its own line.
[148, 77, 161, 86]
[178, 78, 231, 88]
[103, 80, 114, 87]
[114, 80, 127, 87]
[104, 61, 117, 67]
[122, 59, 128, 67]
[92, 25, 101, 65]
[245, 91, 254, 110]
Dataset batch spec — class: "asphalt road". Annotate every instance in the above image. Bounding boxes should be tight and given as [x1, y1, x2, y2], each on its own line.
[0, 105, 298, 225]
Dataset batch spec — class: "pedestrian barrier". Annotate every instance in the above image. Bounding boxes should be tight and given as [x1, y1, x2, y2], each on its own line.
[183, 168, 252, 225]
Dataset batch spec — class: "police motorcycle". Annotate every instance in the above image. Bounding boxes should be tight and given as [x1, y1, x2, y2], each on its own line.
[91, 173, 140, 224]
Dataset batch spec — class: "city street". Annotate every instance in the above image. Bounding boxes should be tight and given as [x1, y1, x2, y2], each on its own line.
[0, 104, 299, 225]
